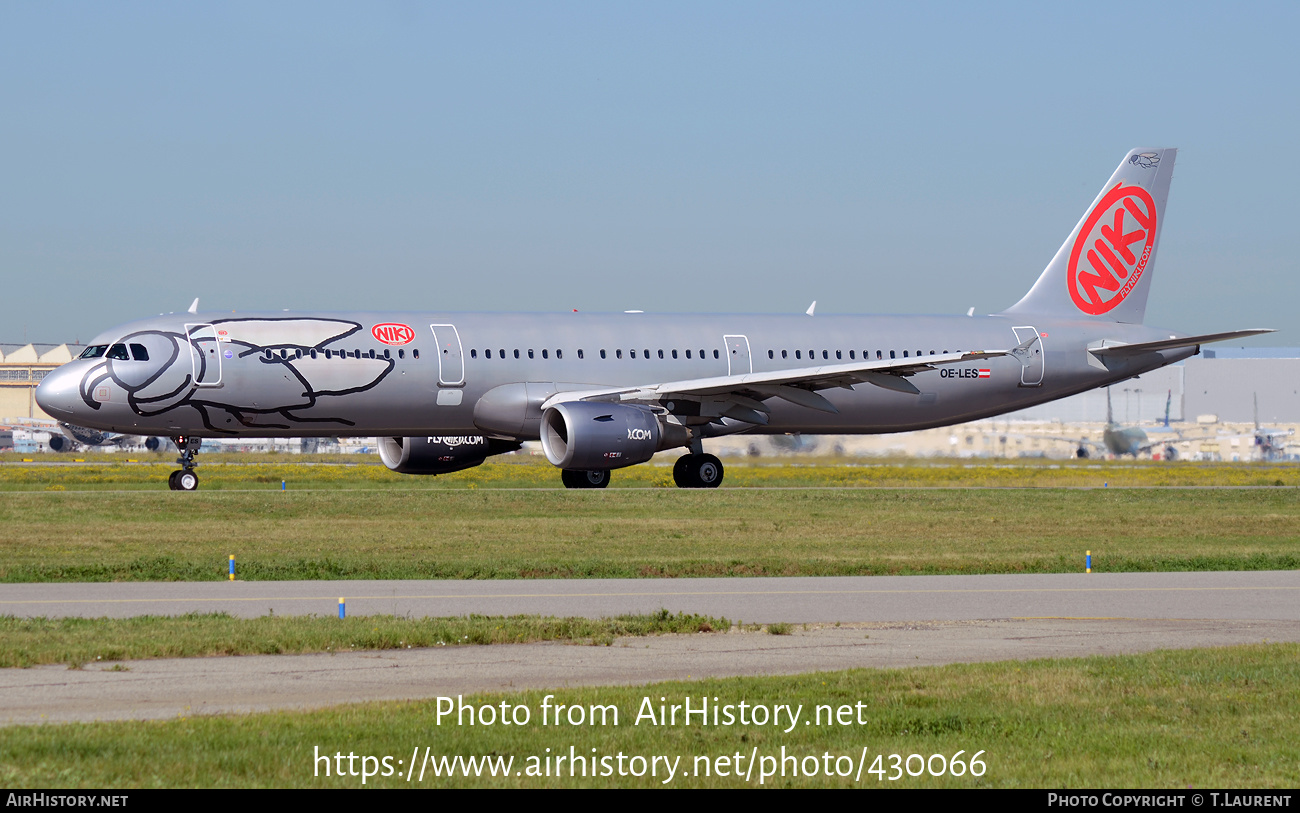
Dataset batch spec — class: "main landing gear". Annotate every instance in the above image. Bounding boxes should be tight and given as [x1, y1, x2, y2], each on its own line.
[561, 469, 611, 489]
[673, 453, 724, 488]
[168, 436, 202, 491]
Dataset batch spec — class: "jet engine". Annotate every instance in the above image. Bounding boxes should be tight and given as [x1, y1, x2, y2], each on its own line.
[378, 435, 521, 475]
[540, 401, 687, 470]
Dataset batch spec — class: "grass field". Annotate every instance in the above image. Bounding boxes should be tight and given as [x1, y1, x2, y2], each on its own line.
[2, 476, 1297, 581]
[3, 452, 1300, 490]
[2, 643, 1295, 787]
[0, 611, 727, 668]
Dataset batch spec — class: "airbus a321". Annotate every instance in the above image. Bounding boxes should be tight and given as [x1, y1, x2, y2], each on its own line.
[35, 148, 1269, 490]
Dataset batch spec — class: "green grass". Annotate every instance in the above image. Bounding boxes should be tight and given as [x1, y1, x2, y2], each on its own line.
[0, 611, 727, 668]
[3, 454, 1300, 490]
[2, 644, 1296, 787]
[3, 486, 1298, 582]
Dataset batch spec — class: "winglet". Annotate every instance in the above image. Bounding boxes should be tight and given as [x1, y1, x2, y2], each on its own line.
[806, 301, 816, 316]
[187, 298, 199, 314]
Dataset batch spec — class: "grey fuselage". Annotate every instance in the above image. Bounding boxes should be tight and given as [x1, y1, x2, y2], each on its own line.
[35, 310, 1195, 441]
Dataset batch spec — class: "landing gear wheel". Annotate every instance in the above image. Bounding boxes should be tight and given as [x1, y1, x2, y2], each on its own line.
[169, 436, 202, 492]
[673, 455, 692, 487]
[561, 469, 610, 489]
[673, 454, 725, 489]
[695, 454, 723, 488]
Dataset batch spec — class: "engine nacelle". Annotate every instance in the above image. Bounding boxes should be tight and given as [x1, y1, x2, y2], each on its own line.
[541, 402, 677, 470]
[378, 435, 521, 475]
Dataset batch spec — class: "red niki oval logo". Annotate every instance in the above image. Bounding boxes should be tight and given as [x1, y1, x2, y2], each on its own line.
[1067, 184, 1157, 315]
[371, 323, 415, 345]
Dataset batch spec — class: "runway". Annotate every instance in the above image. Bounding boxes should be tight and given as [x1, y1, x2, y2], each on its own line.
[2, 571, 1298, 622]
[3, 571, 1298, 726]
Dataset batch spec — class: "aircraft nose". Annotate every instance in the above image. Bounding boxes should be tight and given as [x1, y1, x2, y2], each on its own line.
[35, 366, 81, 416]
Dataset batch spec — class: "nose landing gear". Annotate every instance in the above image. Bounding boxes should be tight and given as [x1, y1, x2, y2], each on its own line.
[168, 436, 202, 491]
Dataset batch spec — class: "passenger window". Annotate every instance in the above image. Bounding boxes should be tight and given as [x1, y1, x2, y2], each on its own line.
[600, 349, 606, 359]
[556, 349, 563, 359]
[672, 350, 678, 359]
[413, 349, 420, 359]
[836, 350, 842, 360]
[310, 349, 318, 360]
[849, 350, 855, 359]
[578, 349, 584, 359]
[542, 349, 548, 359]
[485, 349, 491, 359]
[767, 350, 774, 359]
[903, 350, 909, 357]
[686, 350, 691, 359]
[616, 349, 623, 359]
[890, 351, 896, 359]
[713, 350, 719, 359]
[876, 350, 883, 360]
[657, 350, 663, 359]
[129, 344, 150, 361]
[528, 349, 534, 359]
[782, 350, 787, 359]
[398, 349, 404, 359]
[383, 349, 390, 359]
[471, 349, 478, 359]
[514, 349, 520, 359]
[795, 350, 802, 359]
[630, 349, 637, 358]
[499, 349, 504, 358]
[644, 349, 650, 359]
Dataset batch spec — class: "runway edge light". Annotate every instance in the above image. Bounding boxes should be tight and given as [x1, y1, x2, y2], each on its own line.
[339, 598, 346, 619]
[1086, 550, 1092, 574]
[228, 555, 235, 581]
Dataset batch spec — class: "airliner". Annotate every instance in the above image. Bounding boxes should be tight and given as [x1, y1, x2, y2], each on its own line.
[34, 148, 1269, 490]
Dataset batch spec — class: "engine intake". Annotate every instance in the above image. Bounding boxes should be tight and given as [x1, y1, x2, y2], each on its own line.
[378, 435, 521, 475]
[541, 402, 680, 470]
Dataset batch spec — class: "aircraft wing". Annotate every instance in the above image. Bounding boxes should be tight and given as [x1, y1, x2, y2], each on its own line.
[541, 347, 1013, 424]
[1088, 329, 1274, 359]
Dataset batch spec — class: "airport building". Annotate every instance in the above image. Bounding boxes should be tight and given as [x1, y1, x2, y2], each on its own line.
[0, 343, 83, 421]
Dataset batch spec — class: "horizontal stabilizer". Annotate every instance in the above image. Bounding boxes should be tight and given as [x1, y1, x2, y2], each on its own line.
[1089, 329, 1274, 358]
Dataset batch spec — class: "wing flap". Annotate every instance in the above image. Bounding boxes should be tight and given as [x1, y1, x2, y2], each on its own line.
[540, 349, 1007, 412]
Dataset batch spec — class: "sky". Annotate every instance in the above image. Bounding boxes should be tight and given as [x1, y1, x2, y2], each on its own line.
[2, 1, 1296, 344]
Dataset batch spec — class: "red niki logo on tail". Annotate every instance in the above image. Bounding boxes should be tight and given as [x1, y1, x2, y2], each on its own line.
[1067, 184, 1157, 315]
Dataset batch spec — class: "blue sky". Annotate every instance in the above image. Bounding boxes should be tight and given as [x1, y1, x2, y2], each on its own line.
[2, 1, 1295, 343]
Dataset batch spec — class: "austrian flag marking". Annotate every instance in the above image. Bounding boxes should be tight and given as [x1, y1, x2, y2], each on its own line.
[1066, 183, 1158, 315]
[372, 323, 415, 346]
[978, 369, 991, 378]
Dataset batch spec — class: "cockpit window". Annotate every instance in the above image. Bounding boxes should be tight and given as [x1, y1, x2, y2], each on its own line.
[107, 344, 130, 360]
[79, 345, 108, 359]
[129, 343, 150, 361]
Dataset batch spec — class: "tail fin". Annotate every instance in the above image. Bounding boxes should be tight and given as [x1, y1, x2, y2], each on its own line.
[1004, 148, 1176, 323]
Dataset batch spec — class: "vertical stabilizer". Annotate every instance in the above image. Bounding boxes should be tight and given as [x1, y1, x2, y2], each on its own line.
[1004, 148, 1176, 323]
